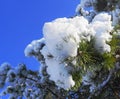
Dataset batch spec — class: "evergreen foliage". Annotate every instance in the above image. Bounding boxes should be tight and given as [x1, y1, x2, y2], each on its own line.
[0, 0, 120, 99]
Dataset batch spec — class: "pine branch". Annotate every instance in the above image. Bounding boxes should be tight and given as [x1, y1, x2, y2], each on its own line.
[19, 74, 60, 98]
[88, 62, 120, 99]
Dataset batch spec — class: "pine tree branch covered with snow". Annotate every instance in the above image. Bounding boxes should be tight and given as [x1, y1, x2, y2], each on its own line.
[0, 0, 120, 99]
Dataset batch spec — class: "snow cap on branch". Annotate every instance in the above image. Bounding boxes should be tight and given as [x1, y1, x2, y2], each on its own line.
[24, 38, 45, 57]
[0, 63, 11, 74]
[91, 13, 113, 53]
[43, 16, 94, 59]
[25, 10, 113, 90]
[40, 46, 75, 90]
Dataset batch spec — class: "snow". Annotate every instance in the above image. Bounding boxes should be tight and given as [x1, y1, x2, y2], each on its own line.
[43, 17, 80, 59]
[76, 0, 95, 13]
[0, 63, 11, 73]
[112, 8, 120, 26]
[82, 74, 91, 85]
[91, 13, 113, 53]
[40, 46, 75, 90]
[75, 4, 81, 14]
[80, 0, 94, 8]
[92, 13, 111, 22]
[46, 57, 75, 89]
[24, 38, 45, 56]
[25, 12, 113, 90]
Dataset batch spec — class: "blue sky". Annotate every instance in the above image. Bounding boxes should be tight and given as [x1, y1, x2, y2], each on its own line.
[0, 0, 79, 70]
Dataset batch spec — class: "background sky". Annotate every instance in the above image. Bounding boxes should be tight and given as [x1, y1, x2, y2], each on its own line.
[0, 0, 79, 70]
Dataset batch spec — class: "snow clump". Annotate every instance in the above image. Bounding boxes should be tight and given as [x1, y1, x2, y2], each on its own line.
[24, 38, 45, 57]
[24, 12, 113, 90]
[91, 13, 113, 53]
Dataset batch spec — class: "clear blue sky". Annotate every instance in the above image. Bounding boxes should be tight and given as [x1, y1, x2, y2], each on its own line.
[0, 0, 79, 70]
